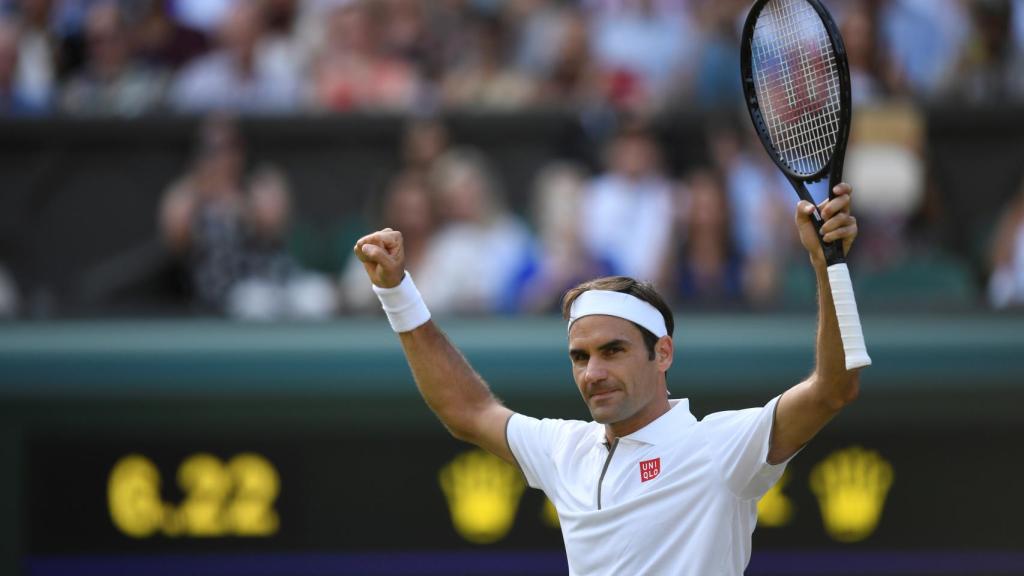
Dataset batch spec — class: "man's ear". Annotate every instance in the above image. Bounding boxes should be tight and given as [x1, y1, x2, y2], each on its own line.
[655, 335, 674, 372]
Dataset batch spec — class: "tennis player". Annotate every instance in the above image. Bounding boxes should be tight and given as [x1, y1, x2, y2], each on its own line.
[355, 184, 862, 575]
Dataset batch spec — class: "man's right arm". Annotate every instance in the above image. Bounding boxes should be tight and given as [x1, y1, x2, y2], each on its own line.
[354, 228, 516, 464]
[397, 321, 516, 463]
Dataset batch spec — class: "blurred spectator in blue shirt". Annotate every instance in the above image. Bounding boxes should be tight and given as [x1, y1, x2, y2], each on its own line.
[170, 0, 299, 113]
[60, 1, 167, 116]
[879, 0, 969, 99]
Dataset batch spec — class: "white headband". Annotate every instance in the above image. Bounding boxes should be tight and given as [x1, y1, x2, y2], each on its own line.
[568, 290, 668, 338]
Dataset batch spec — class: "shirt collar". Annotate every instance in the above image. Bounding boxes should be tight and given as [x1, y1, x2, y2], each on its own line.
[594, 399, 697, 447]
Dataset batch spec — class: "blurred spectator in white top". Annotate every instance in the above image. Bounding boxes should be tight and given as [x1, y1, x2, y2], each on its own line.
[441, 12, 536, 109]
[988, 179, 1024, 308]
[586, 0, 700, 111]
[340, 170, 437, 313]
[61, 1, 167, 116]
[308, 0, 421, 111]
[0, 15, 47, 113]
[415, 148, 533, 314]
[581, 118, 674, 283]
[944, 0, 1024, 103]
[170, 0, 300, 113]
[505, 161, 612, 313]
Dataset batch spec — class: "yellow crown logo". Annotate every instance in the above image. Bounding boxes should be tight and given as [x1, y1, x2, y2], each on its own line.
[810, 446, 894, 542]
[439, 449, 525, 544]
[757, 470, 794, 528]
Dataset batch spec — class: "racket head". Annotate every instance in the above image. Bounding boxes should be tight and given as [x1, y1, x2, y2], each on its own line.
[740, 0, 851, 184]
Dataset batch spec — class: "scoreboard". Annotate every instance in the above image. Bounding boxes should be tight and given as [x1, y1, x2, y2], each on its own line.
[3, 317, 1024, 575]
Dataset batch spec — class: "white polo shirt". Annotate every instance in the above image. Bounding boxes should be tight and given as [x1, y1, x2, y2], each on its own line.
[506, 396, 788, 575]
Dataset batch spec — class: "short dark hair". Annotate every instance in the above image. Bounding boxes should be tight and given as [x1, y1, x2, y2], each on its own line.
[561, 276, 674, 360]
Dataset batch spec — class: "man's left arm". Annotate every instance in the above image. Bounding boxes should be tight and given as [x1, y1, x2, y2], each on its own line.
[768, 183, 863, 465]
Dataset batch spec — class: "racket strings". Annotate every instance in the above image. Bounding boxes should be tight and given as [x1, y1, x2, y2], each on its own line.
[751, 0, 842, 176]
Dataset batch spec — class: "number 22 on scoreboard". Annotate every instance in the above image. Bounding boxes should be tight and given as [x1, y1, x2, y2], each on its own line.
[107, 452, 280, 538]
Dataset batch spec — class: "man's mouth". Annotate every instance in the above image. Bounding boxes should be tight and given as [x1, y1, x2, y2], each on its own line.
[589, 389, 619, 401]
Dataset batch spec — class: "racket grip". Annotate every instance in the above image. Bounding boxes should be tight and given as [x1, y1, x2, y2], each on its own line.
[826, 263, 871, 370]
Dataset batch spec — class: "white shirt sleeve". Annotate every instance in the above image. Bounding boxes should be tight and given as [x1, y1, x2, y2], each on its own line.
[505, 413, 577, 491]
[698, 395, 792, 500]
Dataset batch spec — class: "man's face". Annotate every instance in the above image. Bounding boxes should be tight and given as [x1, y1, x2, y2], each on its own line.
[568, 315, 671, 431]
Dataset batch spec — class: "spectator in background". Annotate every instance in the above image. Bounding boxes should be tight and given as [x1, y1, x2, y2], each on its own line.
[61, 1, 167, 116]
[532, 5, 602, 108]
[580, 119, 674, 284]
[691, 0, 744, 108]
[945, 0, 1024, 103]
[169, 0, 234, 33]
[134, 0, 210, 71]
[838, 0, 897, 105]
[170, 0, 299, 113]
[441, 11, 535, 109]
[309, 0, 420, 112]
[879, 0, 969, 99]
[160, 115, 334, 318]
[339, 170, 437, 312]
[8, 0, 55, 106]
[587, 0, 701, 110]
[708, 121, 793, 305]
[0, 262, 17, 318]
[505, 162, 612, 313]
[401, 115, 449, 172]
[415, 148, 533, 314]
[0, 16, 47, 113]
[988, 180, 1024, 308]
[661, 168, 744, 307]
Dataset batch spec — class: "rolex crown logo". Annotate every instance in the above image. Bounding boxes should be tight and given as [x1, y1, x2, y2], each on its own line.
[439, 449, 525, 544]
[810, 446, 894, 543]
[757, 470, 794, 528]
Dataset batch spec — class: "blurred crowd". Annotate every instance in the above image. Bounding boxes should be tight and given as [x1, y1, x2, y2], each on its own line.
[1, 0, 1024, 319]
[1, 0, 1024, 116]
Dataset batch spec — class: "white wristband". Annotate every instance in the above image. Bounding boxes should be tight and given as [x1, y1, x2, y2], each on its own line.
[372, 272, 431, 333]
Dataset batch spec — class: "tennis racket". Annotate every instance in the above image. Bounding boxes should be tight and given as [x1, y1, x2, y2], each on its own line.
[740, 0, 870, 370]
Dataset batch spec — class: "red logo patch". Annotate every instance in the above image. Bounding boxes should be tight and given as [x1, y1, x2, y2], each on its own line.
[639, 458, 661, 483]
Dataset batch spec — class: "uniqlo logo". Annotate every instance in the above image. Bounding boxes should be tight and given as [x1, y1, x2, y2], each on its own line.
[639, 458, 661, 482]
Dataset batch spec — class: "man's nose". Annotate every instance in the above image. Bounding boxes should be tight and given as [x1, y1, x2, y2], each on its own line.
[583, 358, 608, 386]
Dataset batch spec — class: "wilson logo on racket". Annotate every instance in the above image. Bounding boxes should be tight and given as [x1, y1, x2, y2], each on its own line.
[766, 47, 830, 124]
[639, 458, 661, 483]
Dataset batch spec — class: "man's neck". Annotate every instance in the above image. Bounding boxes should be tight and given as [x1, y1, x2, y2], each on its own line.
[604, 397, 672, 444]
